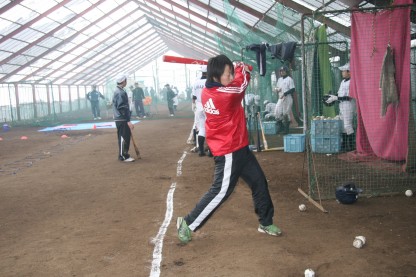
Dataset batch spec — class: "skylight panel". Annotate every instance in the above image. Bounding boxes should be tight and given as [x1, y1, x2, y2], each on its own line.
[47, 7, 76, 23]
[234, 8, 258, 26]
[239, 0, 273, 13]
[30, 17, 60, 34]
[188, 3, 208, 17]
[1, 4, 38, 25]
[21, 0, 60, 13]
[65, 0, 93, 13]
[53, 27, 78, 40]
[0, 18, 20, 37]
[22, 45, 49, 57]
[12, 28, 44, 44]
[66, 17, 92, 32]
[0, 38, 28, 52]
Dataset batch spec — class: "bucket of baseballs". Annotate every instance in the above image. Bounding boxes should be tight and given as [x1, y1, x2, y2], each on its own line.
[353, 236, 366, 248]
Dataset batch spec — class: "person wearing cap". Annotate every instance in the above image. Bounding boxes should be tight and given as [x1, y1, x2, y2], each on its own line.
[191, 65, 209, 156]
[132, 82, 146, 118]
[112, 75, 135, 162]
[273, 65, 296, 134]
[86, 85, 105, 120]
[164, 84, 176, 116]
[325, 62, 355, 151]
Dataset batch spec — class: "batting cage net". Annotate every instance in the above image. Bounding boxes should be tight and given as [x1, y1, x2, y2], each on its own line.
[217, 1, 416, 199]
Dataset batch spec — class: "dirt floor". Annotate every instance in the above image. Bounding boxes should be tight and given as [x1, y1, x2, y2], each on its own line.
[0, 102, 415, 277]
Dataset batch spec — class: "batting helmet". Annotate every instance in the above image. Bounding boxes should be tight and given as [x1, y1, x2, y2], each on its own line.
[322, 95, 336, 107]
[335, 182, 362, 204]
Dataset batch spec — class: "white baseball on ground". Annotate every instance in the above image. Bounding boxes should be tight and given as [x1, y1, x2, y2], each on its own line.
[353, 235, 366, 249]
[304, 268, 315, 277]
[405, 190, 413, 197]
[299, 204, 306, 212]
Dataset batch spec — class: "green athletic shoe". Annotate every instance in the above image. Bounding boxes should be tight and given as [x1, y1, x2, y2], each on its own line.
[258, 224, 282, 236]
[177, 217, 192, 243]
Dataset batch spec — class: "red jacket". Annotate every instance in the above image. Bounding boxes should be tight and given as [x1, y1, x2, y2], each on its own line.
[201, 64, 251, 156]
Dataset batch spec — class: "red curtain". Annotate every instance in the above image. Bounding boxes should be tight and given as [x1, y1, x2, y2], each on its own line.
[349, 0, 412, 161]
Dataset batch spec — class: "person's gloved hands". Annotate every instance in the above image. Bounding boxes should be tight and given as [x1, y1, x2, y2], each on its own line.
[326, 95, 338, 104]
[192, 102, 196, 112]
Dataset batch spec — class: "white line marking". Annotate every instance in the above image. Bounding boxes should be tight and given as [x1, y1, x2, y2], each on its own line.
[149, 150, 187, 277]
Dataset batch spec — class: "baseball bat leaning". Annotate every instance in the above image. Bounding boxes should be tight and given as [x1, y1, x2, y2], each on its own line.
[257, 113, 269, 150]
[162, 55, 208, 65]
[131, 133, 141, 159]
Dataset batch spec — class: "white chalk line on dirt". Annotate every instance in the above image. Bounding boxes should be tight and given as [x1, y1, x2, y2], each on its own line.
[149, 151, 187, 277]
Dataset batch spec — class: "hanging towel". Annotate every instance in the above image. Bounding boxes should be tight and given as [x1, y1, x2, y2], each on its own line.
[380, 45, 398, 116]
[246, 43, 267, 76]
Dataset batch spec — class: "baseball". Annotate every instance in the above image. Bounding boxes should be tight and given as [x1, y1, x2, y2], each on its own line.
[304, 268, 315, 277]
[405, 190, 413, 197]
[353, 236, 366, 249]
[299, 204, 306, 212]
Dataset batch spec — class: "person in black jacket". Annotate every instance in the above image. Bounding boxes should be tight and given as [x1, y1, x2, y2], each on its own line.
[165, 84, 176, 116]
[132, 82, 146, 118]
[112, 75, 135, 162]
[86, 85, 105, 120]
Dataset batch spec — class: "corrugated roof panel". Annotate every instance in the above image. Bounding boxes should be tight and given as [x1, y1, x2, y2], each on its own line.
[8, 55, 35, 67]
[239, 0, 274, 13]
[12, 28, 45, 44]
[234, 8, 260, 26]
[0, 50, 12, 61]
[65, 0, 93, 12]
[188, 2, 208, 17]
[0, 18, 20, 37]
[1, 4, 38, 24]
[22, 45, 49, 57]
[31, 58, 55, 69]
[30, 16, 61, 34]
[66, 17, 93, 32]
[47, 6, 76, 23]
[209, 0, 224, 12]
[1, 64, 20, 74]
[53, 26, 78, 40]
[21, 0, 60, 14]
[0, 38, 28, 52]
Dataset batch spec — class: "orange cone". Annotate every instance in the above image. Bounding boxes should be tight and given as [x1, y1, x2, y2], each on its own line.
[93, 124, 97, 129]
[20, 136, 28, 140]
[61, 134, 69, 139]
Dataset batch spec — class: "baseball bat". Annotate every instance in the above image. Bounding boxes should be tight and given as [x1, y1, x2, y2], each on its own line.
[131, 132, 141, 159]
[258, 112, 269, 150]
[162, 55, 208, 65]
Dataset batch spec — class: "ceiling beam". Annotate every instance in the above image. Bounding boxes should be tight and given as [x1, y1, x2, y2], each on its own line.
[275, 0, 351, 37]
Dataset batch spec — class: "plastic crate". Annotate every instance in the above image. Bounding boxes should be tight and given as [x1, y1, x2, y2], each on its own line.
[262, 121, 277, 135]
[284, 134, 305, 153]
[311, 120, 342, 136]
[311, 135, 341, 153]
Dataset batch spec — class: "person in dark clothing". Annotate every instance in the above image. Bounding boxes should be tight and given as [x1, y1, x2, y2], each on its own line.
[165, 84, 176, 116]
[86, 85, 105, 120]
[132, 82, 146, 118]
[112, 75, 135, 162]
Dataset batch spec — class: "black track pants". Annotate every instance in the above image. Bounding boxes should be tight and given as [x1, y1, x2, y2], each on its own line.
[185, 146, 274, 231]
[116, 121, 131, 160]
